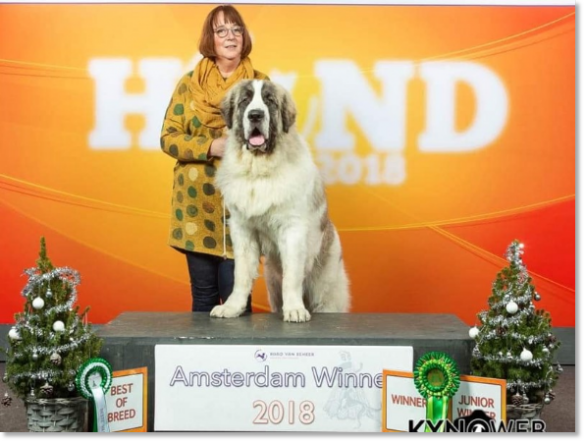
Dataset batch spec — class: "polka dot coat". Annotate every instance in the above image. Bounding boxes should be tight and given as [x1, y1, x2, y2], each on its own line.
[160, 69, 267, 258]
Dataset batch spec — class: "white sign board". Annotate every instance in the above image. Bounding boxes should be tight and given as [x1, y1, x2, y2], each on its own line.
[452, 375, 506, 422]
[155, 344, 413, 432]
[105, 368, 147, 432]
[382, 371, 427, 432]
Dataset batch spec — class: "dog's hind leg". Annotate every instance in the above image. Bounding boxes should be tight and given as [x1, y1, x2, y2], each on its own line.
[309, 233, 350, 313]
[311, 266, 350, 313]
[264, 257, 283, 313]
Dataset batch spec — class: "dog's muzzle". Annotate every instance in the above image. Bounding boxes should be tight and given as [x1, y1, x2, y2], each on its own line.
[246, 109, 268, 152]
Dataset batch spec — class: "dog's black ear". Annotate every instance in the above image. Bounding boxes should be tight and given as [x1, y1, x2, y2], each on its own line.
[221, 87, 235, 129]
[280, 88, 297, 133]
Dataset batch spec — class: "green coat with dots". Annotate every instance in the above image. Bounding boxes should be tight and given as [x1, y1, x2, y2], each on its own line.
[160, 68, 268, 258]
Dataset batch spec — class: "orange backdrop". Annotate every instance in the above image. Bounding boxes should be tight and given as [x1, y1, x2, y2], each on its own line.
[0, 3, 575, 326]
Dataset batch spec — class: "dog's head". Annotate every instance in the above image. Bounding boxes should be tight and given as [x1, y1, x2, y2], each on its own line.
[221, 80, 296, 155]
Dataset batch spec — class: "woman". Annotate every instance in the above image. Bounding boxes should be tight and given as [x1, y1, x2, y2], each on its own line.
[160, 5, 268, 312]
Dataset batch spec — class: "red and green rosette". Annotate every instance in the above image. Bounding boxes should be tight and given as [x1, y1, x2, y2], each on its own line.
[413, 352, 460, 432]
[75, 358, 113, 432]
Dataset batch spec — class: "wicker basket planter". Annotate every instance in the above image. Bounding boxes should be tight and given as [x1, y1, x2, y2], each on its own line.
[25, 397, 88, 432]
[506, 402, 545, 430]
[506, 402, 544, 421]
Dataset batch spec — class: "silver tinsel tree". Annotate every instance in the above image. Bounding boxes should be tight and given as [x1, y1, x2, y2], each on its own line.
[469, 240, 562, 406]
[2, 238, 102, 400]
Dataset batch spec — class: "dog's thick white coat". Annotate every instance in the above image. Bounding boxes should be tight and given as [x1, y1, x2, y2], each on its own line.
[211, 80, 350, 322]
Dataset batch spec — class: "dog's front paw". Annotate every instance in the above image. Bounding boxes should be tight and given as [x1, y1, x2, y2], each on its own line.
[283, 307, 311, 323]
[210, 303, 245, 318]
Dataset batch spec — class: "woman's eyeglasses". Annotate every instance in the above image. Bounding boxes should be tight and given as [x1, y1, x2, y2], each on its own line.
[214, 26, 244, 38]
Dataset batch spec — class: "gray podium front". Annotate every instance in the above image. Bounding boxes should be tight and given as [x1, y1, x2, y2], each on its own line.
[98, 312, 473, 431]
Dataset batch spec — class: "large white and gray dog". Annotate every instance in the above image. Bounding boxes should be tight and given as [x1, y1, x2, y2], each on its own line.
[210, 79, 350, 322]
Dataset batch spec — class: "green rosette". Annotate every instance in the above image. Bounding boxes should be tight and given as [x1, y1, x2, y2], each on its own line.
[75, 357, 113, 432]
[413, 352, 460, 432]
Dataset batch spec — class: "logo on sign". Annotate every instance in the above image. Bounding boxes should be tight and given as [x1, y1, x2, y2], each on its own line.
[254, 349, 267, 362]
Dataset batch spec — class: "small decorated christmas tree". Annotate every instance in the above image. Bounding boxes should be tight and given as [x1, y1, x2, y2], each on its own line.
[2, 238, 102, 400]
[469, 240, 562, 407]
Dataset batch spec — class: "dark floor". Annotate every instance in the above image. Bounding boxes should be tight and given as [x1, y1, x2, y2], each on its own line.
[0, 363, 575, 433]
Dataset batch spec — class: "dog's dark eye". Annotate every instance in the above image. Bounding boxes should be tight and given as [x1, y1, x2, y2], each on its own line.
[238, 92, 252, 105]
[238, 89, 253, 105]
[263, 94, 276, 104]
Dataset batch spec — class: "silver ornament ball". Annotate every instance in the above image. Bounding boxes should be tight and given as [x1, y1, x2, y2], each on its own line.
[506, 301, 519, 314]
[520, 348, 533, 362]
[8, 328, 20, 341]
[52, 321, 65, 332]
[50, 352, 62, 366]
[32, 297, 45, 310]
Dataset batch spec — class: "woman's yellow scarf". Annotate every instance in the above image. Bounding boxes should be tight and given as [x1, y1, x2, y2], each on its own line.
[190, 57, 255, 129]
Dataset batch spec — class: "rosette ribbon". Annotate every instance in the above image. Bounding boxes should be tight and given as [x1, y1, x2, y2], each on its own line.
[413, 352, 460, 432]
[76, 357, 113, 432]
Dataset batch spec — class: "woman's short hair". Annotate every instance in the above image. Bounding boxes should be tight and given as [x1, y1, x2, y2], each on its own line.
[199, 5, 253, 60]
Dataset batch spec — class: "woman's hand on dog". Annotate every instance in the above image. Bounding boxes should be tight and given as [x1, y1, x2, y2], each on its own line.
[209, 136, 227, 158]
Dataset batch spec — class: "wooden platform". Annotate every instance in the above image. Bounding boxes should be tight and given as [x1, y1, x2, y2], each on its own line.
[98, 312, 474, 431]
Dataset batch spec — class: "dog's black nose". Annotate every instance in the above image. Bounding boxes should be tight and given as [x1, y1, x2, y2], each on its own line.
[248, 109, 264, 122]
